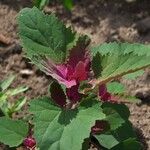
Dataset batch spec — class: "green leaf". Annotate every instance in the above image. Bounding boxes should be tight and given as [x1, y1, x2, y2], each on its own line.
[0, 92, 7, 106]
[49, 81, 66, 107]
[123, 95, 141, 103]
[94, 134, 119, 149]
[33, 0, 73, 10]
[107, 82, 125, 95]
[102, 103, 130, 120]
[62, 0, 73, 10]
[102, 104, 126, 131]
[30, 97, 105, 150]
[106, 82, 140, 103]
[94, 124, 141, 150]
[33, 0, 50, 10]
[105, 110, 125, 131]
[6, 86, 28, 96]
[82, 138, 90, 150]
[123, 70, 144, 80]
[18, 7, 76, 64]
[0, 75, 15, 92]
[111, 138, 142, 150]
[108, 121, 142, 149]
[112, 121, 136, 142]
[0, 117, 28, 147]
[11, 97, 27, 112]
[94, 103, 141, 150]
[91, 42, 150, 86]
[92, 52, 102, 78]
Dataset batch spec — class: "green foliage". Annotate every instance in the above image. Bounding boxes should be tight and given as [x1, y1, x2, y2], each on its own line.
[29, 97, 105, 150]
[17, 7, 149, 150]
[0, 117, 28, 147]
[107, 82, 125, 95]
[49, 81, 66, 107]
[94, 103, 142, 150]
[102, 103, 129, 131]
[33, 0, 73, 10]
[0, 75, 28, 117]
[18, 7, 76, 64]
[109, 122, 143, 150]
[95, 134, 119, 149]
[102, 103, 130, 120]
[92, 52, 102, 78]
[91, 42, 150, 86]
[18, 7, 90, 78]
[106, 82, 140, 103]
[33, 0, 49, 10]
[62, 0, 73, 10]
[18, 7, 75, 63]
[111, 138, 142, 150]
[0, 75, 15, 91]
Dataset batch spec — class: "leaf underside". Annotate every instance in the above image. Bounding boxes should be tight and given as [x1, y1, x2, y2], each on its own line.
[30, 97, 105, 150]
[91, 42, 150, 86]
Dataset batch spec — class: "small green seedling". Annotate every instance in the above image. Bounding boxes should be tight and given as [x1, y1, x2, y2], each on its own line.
[0, 75, 28, 117]
[33, 0, 73, 10]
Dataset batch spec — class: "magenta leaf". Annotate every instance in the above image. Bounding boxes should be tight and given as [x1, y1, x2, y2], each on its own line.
[70, 61, 89, 81]
[67, 35, 90, 69]
[42, 59, 76, 88]
[66, 84, 82, 103]
[42, 36, 91, 89]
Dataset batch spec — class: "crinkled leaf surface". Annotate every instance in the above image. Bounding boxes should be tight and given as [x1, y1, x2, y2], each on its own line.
[91, 42, 150, 86]
[18, 7, 75, 64]
[30, 97, 105, 150]
[0, 117, 28, 147]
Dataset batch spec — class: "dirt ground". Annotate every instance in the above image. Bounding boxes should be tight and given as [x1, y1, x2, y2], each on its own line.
[0, 0, 150, 149]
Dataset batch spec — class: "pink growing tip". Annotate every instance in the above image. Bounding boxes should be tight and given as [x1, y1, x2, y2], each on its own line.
[23, 137, 36, 149]
[66, 84, 81, 103]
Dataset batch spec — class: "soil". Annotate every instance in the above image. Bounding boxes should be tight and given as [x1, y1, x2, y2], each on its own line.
[0, 0, 150, 149]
